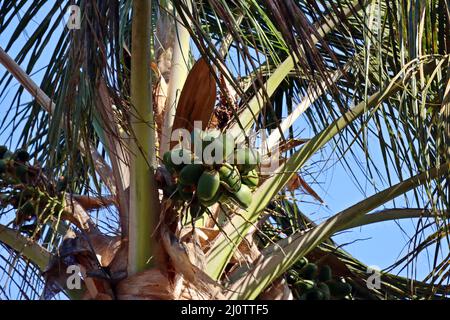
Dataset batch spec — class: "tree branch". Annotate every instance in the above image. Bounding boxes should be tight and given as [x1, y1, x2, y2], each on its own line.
[0, 47, 116, 197]
[341, 208, 449, 231]
[226, 162, 450, 299]
[0, 224, 51, 271]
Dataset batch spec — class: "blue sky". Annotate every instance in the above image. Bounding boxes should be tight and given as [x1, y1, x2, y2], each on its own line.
[0, 1, 445, 299]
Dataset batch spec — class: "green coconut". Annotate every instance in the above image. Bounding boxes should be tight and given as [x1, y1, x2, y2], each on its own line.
[241, 169, 259, 189]
[294, 257, 309, 269]
[163, 148, 192, 172]
[299, 263, 318, 280]
[235, 148, 260, 174]
[218, 163, 241, 193]
[15, 149, 30, 162]
[328, 281, 352, 298]
[199, 189, 223, 207]
[294, 279, 315, 292]
[0, 146, 8, 159]
[179, 164, 205, 186]
[318, 265, 333, 282]
[230, 184, 252, 209]
[317, 282, 331, 300]
[197, 170, 221, 202]
[304, 288, 324, 300]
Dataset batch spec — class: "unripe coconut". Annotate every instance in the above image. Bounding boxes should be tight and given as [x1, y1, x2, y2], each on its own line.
[218, 163, 241, 193]
[179, 164, 205, 186]
[318, 265, 332, 282]
[294, 257, 308, 269]
[235, 148, 260, 174]
[241, 169, 259, 189]
[304, 288, 324, 300]
[197, 170, 220, 202]
[317, 282, 331, 300]
[0, 146, 8, 159]
[199, 189, 223, 207]
[163, 148, 192, 172]
[230, 184, 252, 208]
[299, 263, 318, 280]
[294, 279, 315, 292]
[327, 281, 352, 298]
[14, 149, 30, 162]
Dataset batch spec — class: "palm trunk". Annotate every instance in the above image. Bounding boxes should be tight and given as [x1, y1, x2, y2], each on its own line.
[128, 0, 159, 275]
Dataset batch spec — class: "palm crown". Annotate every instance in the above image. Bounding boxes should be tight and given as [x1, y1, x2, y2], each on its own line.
[0, 0, 449, 300]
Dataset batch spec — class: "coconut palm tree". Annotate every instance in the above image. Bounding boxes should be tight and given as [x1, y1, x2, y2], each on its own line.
[0, 0, 449, 300]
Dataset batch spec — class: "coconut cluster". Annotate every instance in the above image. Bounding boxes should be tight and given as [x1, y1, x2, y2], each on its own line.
[286, 258, 353, 300]
[0, 146, 63, 237]
[0, 146, 38, 233]
[162, 130, 261, 219]
[0, 146, 33, 183]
